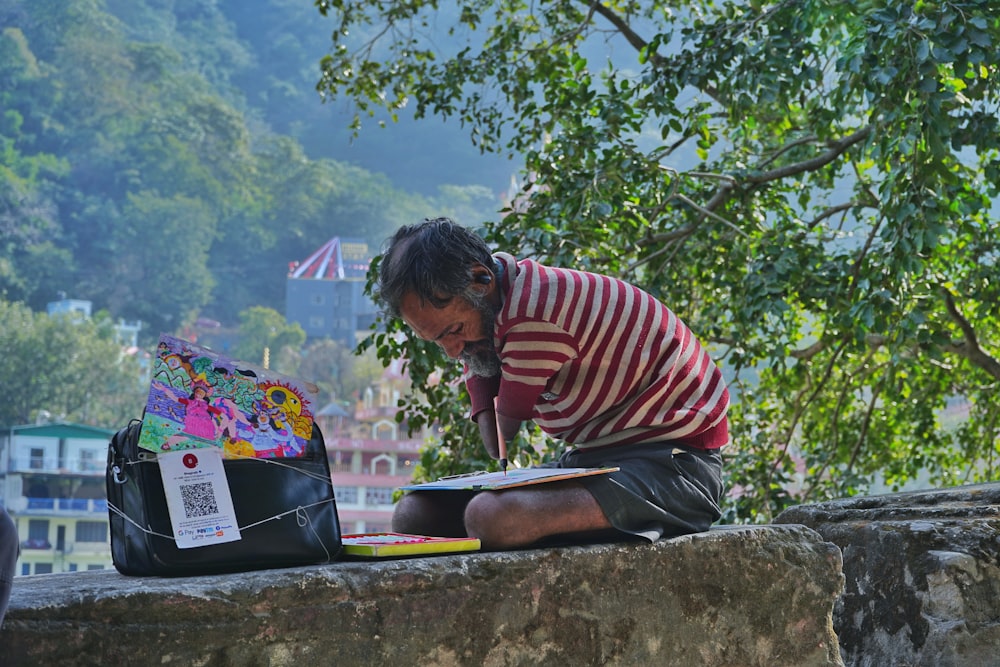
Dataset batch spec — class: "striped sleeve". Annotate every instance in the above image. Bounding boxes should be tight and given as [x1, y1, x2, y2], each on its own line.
[496, 321, 578, 420]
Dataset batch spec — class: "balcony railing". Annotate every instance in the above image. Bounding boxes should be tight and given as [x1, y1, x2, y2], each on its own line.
[20, 540, 110, 553]
[325, 437, 423, 453]
[20, 539, 52, 550]
[22, 497, 109, 514]
[65, 541, 110, 555]
[9, 457, 105, 475]
[354, 405, 401, 421]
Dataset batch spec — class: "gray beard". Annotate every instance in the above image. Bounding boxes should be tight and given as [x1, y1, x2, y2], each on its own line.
[461, 298, 502, 378]
[462, 343, 501, 377]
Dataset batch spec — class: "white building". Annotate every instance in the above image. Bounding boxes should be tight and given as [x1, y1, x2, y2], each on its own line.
[0, 422, 115, 574]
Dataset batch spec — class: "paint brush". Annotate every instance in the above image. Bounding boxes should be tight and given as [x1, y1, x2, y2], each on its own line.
[494, 397, 507, 476]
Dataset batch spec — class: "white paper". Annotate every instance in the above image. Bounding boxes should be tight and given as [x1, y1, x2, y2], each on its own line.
[157, 449, 241, 549]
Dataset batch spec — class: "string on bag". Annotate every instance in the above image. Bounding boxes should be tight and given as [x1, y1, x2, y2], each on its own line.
[108, 454, 339, 558]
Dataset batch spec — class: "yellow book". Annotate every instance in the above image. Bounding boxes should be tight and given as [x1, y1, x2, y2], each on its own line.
[341, 533, 482, 558]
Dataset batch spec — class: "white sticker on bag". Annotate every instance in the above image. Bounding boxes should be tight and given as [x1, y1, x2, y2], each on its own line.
[157, 449, 241, 549]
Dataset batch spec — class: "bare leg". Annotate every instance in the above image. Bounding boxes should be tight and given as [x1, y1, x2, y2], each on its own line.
[464, 481, 615, 550]
[391, 490, 476, 537]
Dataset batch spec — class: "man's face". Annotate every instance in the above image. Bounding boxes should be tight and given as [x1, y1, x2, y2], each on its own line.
[399, 291, 501, 377]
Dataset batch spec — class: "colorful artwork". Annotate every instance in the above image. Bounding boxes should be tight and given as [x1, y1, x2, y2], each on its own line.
[138, 334, 318, 458]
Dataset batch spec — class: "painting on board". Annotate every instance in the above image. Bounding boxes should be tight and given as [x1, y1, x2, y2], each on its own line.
[137, 334, 318, 459]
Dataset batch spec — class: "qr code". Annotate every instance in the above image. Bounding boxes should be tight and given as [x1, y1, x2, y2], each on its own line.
[180, 482, 219, 518]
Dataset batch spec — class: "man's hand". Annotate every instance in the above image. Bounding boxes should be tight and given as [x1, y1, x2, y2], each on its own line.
[476, 408, 522, 460]
[476, 408, 501, 459]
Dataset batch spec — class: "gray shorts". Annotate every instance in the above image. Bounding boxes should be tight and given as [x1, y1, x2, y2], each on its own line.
[549, 441, 724, 542]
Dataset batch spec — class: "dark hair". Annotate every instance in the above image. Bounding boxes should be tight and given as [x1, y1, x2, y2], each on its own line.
[375, 217, 494, 319]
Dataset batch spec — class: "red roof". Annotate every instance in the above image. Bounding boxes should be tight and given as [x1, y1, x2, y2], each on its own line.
[288, 237, 371, 280]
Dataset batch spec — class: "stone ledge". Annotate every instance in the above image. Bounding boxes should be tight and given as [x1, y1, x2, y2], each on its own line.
[776, 483, 1000, 667]
[0, 524, 843, 667]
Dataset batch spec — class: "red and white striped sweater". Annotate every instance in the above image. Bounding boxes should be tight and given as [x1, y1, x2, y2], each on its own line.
[466, 253, 729, 450]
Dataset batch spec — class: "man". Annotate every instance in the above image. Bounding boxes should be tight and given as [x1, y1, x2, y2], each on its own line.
[377, 218, 728, 550]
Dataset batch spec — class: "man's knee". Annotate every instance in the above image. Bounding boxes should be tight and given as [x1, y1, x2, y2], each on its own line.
[390, 491, 470, 537]
[390, 493, 424, 533]
[464, 493, 520, 547]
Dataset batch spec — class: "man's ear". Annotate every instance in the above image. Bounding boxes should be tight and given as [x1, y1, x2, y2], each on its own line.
[470, 264, 494, 289]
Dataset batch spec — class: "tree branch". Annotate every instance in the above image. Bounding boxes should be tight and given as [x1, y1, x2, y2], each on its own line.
[790, 339, 827, 360]
[941, 288, 1000, 381]
[586, 1, 650, 57]
[640, 125, 874, 252]
[745, 126, 872, 185]
[758, 134, 820, 170]
[808, 201, 859, 230]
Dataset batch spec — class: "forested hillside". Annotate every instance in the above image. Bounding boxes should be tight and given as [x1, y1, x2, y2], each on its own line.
[0, 0, 511, 338]
[218, 0, 515, 193]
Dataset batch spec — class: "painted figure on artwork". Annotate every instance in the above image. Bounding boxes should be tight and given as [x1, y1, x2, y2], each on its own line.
[178, 380, 222, 440]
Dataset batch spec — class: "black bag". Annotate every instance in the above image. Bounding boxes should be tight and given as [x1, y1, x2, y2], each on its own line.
[106, 419, 341, 576]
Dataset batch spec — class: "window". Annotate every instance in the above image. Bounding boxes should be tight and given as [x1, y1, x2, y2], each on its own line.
[75, 521, 108, 543]
[87, 564, 105, 571]
[365, 487, 395, 506]
[34, 563, 53, 575]
[29, 447, 45, 469]
[310, 294, 325, 305]
[27, 519, 49, 541]
[79, 449, 100, 472]
[309, 316, 325, 328]
[334, 486, 358, 504]
[371, 455, 393, 476]
[375, 422, 395, 441]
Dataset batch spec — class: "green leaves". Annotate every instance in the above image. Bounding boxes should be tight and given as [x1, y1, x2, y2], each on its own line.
[326, 0, 1000, 519]
[0, 299, 147, 426]
[231, 306, 306, 366]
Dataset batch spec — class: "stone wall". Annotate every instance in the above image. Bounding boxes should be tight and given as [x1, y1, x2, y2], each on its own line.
[776, 483, 1000, 667]
[0, 524, 843, 667]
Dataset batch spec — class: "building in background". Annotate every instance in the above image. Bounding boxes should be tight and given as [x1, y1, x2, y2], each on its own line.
[46, 295, 92, 320]
[318, 358, 427, 534]
[47, 295, 144, 349]
[0, 422, 114, 574]
[285, 237, 379, 345]
[46, 295, 150, 381]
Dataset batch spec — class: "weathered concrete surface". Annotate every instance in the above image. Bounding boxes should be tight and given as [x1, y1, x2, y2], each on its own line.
[0, 524, 843, 666]
[776, 483, 1000, 667]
